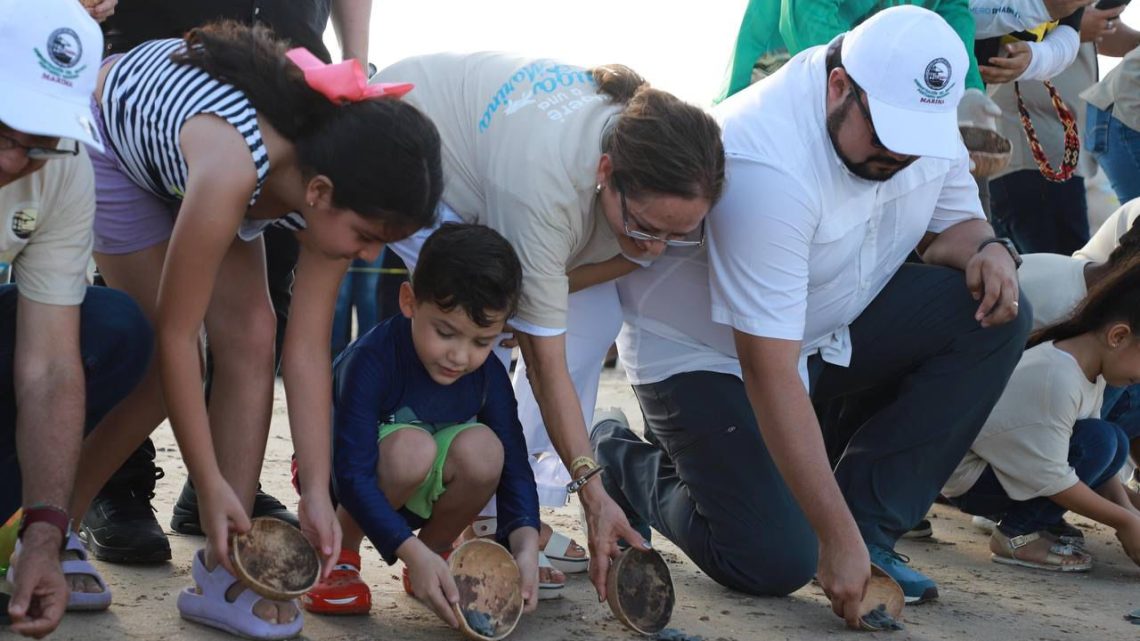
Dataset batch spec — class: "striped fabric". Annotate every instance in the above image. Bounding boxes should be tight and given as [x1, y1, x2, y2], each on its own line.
[101, 39, 306, 238]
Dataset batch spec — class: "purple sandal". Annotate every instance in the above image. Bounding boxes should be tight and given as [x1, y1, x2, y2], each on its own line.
[177, 549, 303, 640]
[5, 532, 113, 611]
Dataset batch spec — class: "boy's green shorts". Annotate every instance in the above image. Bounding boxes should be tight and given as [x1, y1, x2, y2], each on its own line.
[377, 421, 484, 520]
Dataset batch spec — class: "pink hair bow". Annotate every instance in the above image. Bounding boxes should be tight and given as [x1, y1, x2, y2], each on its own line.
[285, 47, 413, 103]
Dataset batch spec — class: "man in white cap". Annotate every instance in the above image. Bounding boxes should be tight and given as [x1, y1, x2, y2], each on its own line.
[592, 5, 1031, 628]
[0, 0, 150, 635]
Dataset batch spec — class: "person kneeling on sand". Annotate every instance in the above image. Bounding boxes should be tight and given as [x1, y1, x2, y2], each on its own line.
[304, 223, 541, 626]
[595, 6, 1031, 629]
[0, 0, 150, 635]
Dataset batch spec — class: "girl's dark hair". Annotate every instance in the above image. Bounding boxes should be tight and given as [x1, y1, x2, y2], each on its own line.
[171, 22, 442, 229]
[589, 64, 725, 205]
[413, 223, 522, 327]
[1031, 253, 1140, 347]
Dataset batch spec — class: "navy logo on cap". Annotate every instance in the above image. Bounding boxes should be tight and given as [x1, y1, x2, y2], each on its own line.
[47, 29, 82, 68]
[915, 58, 955, 105]
[35, 27, 87, 86]
[924, 58, 951, 91]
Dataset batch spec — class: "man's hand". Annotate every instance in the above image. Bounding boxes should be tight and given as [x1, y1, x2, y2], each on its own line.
[966, 243, 1020, 327]
[1081, 4, 1127, 43]
[580, 481, 650, 602]
[980, 42, 1033, 85]
[398, 539, 460, 628]
[816, 531, 871, 630]
[1045, 0, 1094, 20]
[8, 524, 68, 639]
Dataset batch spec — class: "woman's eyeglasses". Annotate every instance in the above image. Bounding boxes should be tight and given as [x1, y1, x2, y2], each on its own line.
[615, 176, 706, 248]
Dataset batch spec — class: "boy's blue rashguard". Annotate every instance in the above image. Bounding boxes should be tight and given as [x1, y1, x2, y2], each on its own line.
[332, 314, 540, 564]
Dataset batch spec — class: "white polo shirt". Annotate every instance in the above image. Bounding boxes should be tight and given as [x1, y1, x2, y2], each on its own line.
[618, 43, 983, 388]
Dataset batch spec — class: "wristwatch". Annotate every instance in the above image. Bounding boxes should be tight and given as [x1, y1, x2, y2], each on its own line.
[977, 237, 1022, 269]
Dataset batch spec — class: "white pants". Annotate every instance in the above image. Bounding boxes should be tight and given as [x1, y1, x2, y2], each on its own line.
[388, 204, 624, 509]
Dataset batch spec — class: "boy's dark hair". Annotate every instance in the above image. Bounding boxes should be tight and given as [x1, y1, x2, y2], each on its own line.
[172, 21, 442, 231]
[413, 223, 522, 327]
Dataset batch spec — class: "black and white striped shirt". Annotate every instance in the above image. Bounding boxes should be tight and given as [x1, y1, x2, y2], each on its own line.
[101, 38, 306, 239]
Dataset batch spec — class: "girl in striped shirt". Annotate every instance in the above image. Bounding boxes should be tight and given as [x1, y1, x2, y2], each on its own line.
[70, 22, 442, 639]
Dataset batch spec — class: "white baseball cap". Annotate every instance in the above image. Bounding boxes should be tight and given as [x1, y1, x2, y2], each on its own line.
[0, 0, 104, 151]
[841, 5, 966, 160]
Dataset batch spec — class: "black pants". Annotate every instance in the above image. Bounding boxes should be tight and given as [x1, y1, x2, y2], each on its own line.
[596, 263, 1033, 595]
[0, 286, 151, 519]
[989, 169, 1089, 255]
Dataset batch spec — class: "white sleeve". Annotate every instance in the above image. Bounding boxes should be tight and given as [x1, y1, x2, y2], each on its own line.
[929, 146, 987, 233]
[1074, 199, 1140, 262]
[970, 0, 1053, 38]
[1018, 26, 1081, 81]
[708, 157, 818, 340]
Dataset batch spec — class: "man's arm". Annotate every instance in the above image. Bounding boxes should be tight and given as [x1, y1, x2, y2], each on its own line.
[330, 0, 371, 68]
[8, 297, 83, 637]
[733, 332, 869, 629]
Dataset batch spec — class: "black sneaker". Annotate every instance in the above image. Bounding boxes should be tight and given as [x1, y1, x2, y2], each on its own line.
[81, 443, 172, 564]
[901, 518, 933, 540]
[1044, 518, 1085, 548]
[171, 479, 300, 535]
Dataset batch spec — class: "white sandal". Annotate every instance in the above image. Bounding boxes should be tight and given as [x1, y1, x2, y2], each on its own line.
[472, 518, 569, 598]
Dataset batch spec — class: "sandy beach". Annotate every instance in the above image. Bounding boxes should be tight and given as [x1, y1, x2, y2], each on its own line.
[34, 368, 1140, 641]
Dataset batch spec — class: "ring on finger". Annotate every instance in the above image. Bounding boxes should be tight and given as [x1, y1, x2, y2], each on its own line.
[1012, 300, 1019, 307]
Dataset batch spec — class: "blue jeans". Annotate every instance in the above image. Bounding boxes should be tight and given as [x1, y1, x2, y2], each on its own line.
[1086, 103, 1140, 204]
[949, 418, 1130, 536]
[989, 169, 1089, 255]
[331, 253, 384, 357]
[0, 285, 152, 520]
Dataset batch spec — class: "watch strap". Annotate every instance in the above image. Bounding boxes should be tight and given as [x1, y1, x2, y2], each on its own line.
[17, 505, 70, 544]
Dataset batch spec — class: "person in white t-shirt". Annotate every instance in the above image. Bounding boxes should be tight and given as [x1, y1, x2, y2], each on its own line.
[374, 52, 724, 601]
[593, 6, 1031, 626]
[0, 0, 150, 636]
[943, 267, 1140, 572]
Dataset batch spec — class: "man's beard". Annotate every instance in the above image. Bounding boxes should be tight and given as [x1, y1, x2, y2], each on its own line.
[826, 94, 917, 182]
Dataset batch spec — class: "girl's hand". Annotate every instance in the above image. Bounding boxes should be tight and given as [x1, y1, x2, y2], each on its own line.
[198, 477, 251, 574]
[399, 539, 460, 628]
[1116, 518, 1140, 566]
[298, 492, 342, 580]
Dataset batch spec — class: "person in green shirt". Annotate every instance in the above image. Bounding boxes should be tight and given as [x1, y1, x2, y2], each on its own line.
[718, 0, 984, 101]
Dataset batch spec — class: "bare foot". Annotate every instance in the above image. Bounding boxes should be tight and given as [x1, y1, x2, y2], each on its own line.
[62, 547, 103, 594]
[538, 521, 586, 560]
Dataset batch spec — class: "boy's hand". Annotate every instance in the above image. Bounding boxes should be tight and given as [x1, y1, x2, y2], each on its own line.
[298, 493, 341, 580]
[399, 539, 460, 628]
[198, 476, 251, 575]
[508, 526, 540, 612]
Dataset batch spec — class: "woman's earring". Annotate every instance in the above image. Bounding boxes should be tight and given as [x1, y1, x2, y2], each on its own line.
[595, 183, 604, 194]
[308, 201, 315, 207]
